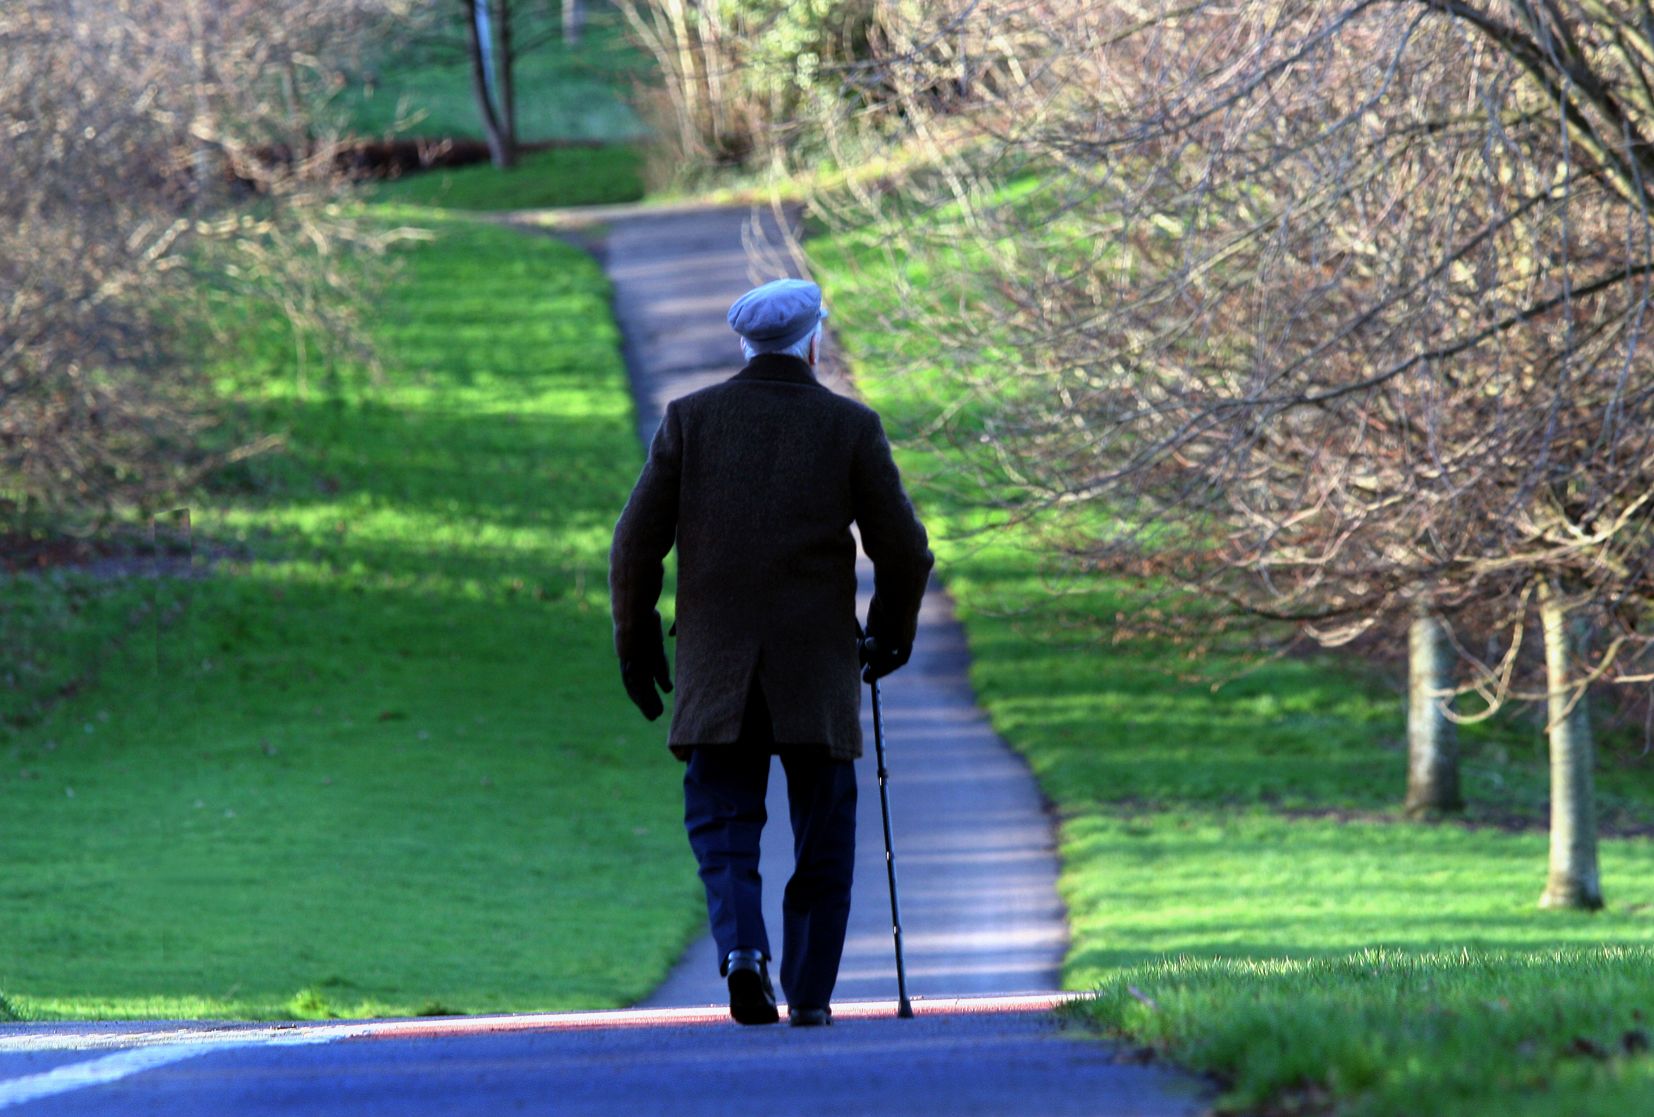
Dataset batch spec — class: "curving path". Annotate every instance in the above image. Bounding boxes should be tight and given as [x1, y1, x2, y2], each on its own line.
[574, 201, 1071, 1006]
[0, 204, 1207, 1117]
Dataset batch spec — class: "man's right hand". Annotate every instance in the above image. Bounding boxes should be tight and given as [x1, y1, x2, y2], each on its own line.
[620, 630, 673, 721]
[859, 636, 911, 684]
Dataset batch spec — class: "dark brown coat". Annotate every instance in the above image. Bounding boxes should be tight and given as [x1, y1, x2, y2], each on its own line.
[609, 353, 933, 761]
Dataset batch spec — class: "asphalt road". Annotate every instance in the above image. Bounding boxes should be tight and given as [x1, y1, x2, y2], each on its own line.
[0, 999, 1206, 1116]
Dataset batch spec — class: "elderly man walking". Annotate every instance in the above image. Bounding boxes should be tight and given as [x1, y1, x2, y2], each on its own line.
[609, 278, 933, 1027]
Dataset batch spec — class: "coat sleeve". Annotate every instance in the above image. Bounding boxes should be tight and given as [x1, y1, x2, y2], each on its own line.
[609, 402, 683, 660]
[851, 410, 934, 649]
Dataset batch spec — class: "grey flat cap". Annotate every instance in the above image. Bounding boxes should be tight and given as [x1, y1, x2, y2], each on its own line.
[727, 278, 828, 350]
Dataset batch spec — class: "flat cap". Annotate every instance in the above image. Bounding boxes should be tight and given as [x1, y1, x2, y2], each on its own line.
[727, 278, 828, 350]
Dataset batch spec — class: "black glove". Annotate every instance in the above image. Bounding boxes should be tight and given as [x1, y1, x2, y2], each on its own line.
[620, 626, 673, 721]
[859, 635, 910, 684]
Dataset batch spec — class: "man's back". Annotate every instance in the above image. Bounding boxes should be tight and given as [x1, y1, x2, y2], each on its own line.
[608, 277, 931, 1027]
[609, 352, 932, 760]
[673, 359, 867, 617]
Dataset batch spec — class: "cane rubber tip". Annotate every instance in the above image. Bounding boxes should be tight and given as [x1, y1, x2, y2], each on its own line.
[897, 1002, 914, 1019]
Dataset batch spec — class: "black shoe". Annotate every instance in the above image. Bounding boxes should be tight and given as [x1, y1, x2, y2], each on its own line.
[788, 1005, 832, 1028]
[724, 949, 779, 1025]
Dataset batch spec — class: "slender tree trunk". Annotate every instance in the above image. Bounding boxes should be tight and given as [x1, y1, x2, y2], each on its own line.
[1405, 605, 1463, 817]
[563, 0, 583, 45]
[662, 0, 704, 158]
[495, 0, 517, 168]
[466, 0, 510, 168]
[699, 2, 728, 150]
[186, 0, 219, 206]
[619, 0, 698, 161]
[1537, 580, 1604, 911]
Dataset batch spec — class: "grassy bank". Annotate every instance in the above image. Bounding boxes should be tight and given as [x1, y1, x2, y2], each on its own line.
[810, 219, 1654, 1115]
[0, 213, 700, 1020]
[334, 12, 649, 211]
[369, 145, 643, 210]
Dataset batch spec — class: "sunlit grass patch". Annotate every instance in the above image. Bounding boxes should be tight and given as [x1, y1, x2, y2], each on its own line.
[0, 215, 699, 1020]
[1060, 812, 1654, 972]
[1070, 945, 1654, 1117]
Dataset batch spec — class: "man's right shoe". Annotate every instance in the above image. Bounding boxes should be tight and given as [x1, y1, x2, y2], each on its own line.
[788, 1005, 832, 1027]
[724, 949, 779, 1025]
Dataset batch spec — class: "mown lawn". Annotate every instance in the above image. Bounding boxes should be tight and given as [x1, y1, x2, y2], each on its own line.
[369, 145, 643, 210]
[334, 12, 648, 211]
[0, 212, 700, 1021]
[810, 213, 1654, 1116]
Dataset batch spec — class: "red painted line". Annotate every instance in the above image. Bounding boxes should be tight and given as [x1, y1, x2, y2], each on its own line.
[347, 992, 1083, 1042]
[0, 993, 1085, 1054]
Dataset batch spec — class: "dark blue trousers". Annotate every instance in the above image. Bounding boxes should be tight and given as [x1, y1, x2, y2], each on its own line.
[683, 690, 857, 1010]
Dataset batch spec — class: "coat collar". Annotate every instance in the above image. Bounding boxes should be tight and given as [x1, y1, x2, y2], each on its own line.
[733, 353, 822, 386]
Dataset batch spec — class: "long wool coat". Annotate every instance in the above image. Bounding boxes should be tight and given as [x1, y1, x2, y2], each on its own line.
[609, 353, 934, 761]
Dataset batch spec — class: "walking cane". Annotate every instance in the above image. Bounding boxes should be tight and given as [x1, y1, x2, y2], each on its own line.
[869, 667, 915, 1019]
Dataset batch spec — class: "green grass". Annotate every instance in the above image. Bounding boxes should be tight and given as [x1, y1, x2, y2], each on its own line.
[0, 212, 701, 1020]
[369, 145, 643, 210]
[1078, 946, 1654, 1116]
[334, 12, 649, 211]
[810, 205, 1654, 1115]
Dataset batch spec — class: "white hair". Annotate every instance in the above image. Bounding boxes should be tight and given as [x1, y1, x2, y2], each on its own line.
[741, 323, 820, 362]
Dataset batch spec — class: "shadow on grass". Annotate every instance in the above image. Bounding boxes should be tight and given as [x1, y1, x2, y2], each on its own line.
[0, 214, 703, 1021]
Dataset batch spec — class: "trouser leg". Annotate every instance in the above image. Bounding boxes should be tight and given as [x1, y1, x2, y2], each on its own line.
[778, 751, 858, 1009]
[683, 746, 773, 966]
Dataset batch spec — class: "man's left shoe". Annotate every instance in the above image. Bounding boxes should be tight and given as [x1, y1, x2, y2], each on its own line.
[788, 1005, 832, 1027]
[724, 949, 779, 1025]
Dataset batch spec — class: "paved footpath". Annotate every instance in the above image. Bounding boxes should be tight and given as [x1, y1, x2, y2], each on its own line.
[0, 204, 1206, 1116]
[589, 201, 1074, 1007]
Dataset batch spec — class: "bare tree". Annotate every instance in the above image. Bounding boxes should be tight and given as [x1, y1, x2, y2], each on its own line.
[464, 0, 519, 168]
[798, 0, 1654, 906]
[394, 1, 587, 170]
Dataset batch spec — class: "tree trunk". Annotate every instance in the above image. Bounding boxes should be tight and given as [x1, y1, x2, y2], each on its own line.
[662, 0, 705, 158]
[495, 0, 518, 167]
[466, 0, 511, 168]
[186, 0, 220, 207]
[1405, 606, 1463, 817]
[1537, 580, 1604, 911]
[563, 0, 583, 45]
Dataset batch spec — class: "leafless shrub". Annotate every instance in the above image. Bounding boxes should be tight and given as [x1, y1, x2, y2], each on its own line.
[0, 0, 402, 527]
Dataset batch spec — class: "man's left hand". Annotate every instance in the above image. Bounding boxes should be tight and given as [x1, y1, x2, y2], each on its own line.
[621, 631, 673, 721]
